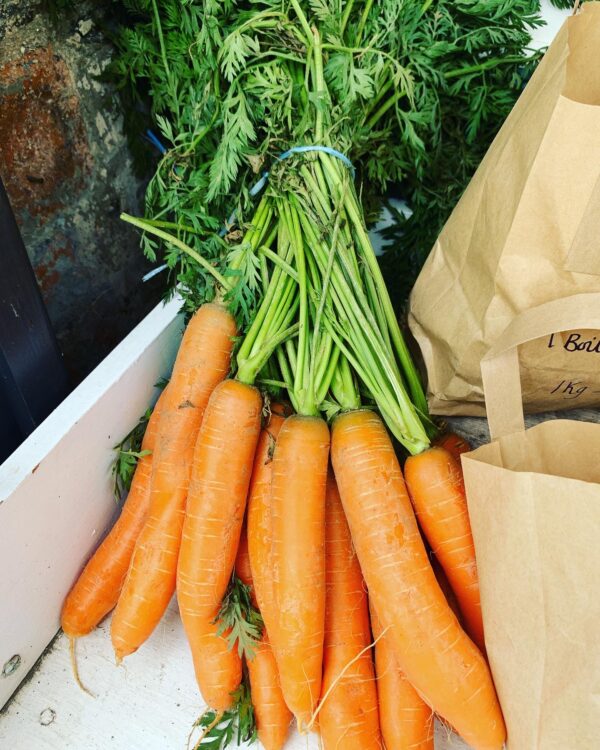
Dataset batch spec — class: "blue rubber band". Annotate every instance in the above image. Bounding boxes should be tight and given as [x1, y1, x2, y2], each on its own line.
[143, 144, 354, 280]
[218, 145, 354, 237]
[276, 145, 355, 176]
[145, 129, 168, 155]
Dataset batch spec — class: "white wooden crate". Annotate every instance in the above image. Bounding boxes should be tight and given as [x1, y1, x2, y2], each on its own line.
[0, 296, 183, 711]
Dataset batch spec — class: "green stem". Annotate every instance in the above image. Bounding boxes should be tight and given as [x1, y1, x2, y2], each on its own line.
[355, 0, 374, 46]
[281, 199, 315, 416]
[258, 247, 298, 281]
[365, 89, 405, 130]
[237, 324, 300, 385]
[315, 344, 340, 405]
[236, 239, 290, 362]
[319, 157, 428, 416]
[248, 271, 297, 362]
[340, 0, 356, 38]
[308, 181, 345, 402]
[289, 0, 313, 42]
[312, 27, 326, 143]
[444, 55, 531, 80]
[151, 0, 170, 80]
[330, 355, 360, 411]
[141, 219, 205, 235]
[297, 198, 428, 452]
[120, 214, 230, 290]
[276, 347, 299, 413]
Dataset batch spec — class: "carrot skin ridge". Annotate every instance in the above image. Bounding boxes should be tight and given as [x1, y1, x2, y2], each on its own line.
[405, 446, 485, 652]
[177, 378, 263, 709]
[331, 410, 506, 750]
[270, 414, 330, 727]
[110, 303, 236, 661]
[246, 409, 286, 645]
[61, 386, 168, 638]
[318, 473, 382, 750]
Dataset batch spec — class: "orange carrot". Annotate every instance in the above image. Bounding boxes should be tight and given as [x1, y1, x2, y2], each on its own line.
[177, 378, 262, 710]
[270, 414, 330, 728]
[331, 410, 505, 750]
[430, 553, 462, 622]
[433, 432, 471, 462]
[405, 447, 485, 652]
[246, 405, 287, 643]
[235, 526, 292, 750]
[111, 303, 236, 661]
[371, 604, 434, 750]
[234, 526, 254, 595]
[187, 622, 243, 713]
[318, 473, 381, 750]
[61, 387, 168, 638]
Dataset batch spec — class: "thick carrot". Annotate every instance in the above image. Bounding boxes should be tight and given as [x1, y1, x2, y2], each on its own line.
[433, 432, 471, 462]
[404, 447, 485, 652]
[111, 303, 236, 661]
[177, 378, 262, 709]
[318, 473, 381, 750]
[235, 527, 292, 750]
[331, 410, 505, 750]
[270, 414, 330, 728]
[61, 387, 168, 638]
[246, 405, 287, 643]
[371, 604, 434, 750]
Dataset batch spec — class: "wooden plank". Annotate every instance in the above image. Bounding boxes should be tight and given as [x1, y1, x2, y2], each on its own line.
[0, 604, 470, 750]
[448, 408, 600, 451]
[0, 296, 183, 710]
[0, 177, 71, 462]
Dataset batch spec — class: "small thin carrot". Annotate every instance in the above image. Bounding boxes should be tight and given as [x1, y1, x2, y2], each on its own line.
[371, 604, 434, 750]
[433, 432, 471, 462]
[188, 621, 243, 714]
[331, 410, 505, 750]
[235, 526, 292, 750]
[270, 414, 330, 729]
[111, 302, 236, 661]
[61, 387, 168, 639]
[246, 404, 287, 644]
[318, 473, 381, 750]
[177, 378, 263, 710]
[405, 446, 485, 651]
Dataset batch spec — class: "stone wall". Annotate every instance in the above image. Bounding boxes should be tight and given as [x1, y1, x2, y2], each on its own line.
[0, 1, 161, 383]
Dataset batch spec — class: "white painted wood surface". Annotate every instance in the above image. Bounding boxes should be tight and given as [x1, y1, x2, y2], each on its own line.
[0, 602, 471, 750]
[0, 297, 184, 710]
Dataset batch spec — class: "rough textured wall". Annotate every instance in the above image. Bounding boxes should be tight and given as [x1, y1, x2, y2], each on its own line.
[0, 1, 161, 383]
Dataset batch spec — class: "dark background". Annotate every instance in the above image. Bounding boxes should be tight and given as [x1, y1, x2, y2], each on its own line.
[0, 1, 162, 460]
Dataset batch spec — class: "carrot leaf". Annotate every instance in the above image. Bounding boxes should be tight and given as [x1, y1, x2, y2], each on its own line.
[214, 575, 263, 660]
[111, 408, 152, 502]
[192, 676, 257, 749]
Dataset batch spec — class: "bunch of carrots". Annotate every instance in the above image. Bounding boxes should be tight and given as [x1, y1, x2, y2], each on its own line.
[61, 3, 506, 749]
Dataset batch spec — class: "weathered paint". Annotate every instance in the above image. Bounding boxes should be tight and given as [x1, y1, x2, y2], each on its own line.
[0, 3, 161, 384]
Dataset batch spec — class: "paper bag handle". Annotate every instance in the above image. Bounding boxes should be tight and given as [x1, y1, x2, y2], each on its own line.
[481, 293, 600, 440]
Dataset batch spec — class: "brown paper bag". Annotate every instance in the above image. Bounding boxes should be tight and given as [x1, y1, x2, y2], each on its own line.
[408, 3, 600, 417]
[462, 294, 600, 750]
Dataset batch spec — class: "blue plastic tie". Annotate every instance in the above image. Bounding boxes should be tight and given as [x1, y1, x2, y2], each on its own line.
[145, 129, 168, 155]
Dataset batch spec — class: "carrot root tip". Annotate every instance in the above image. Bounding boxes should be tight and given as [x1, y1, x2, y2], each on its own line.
[68, 637, 95, 699]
